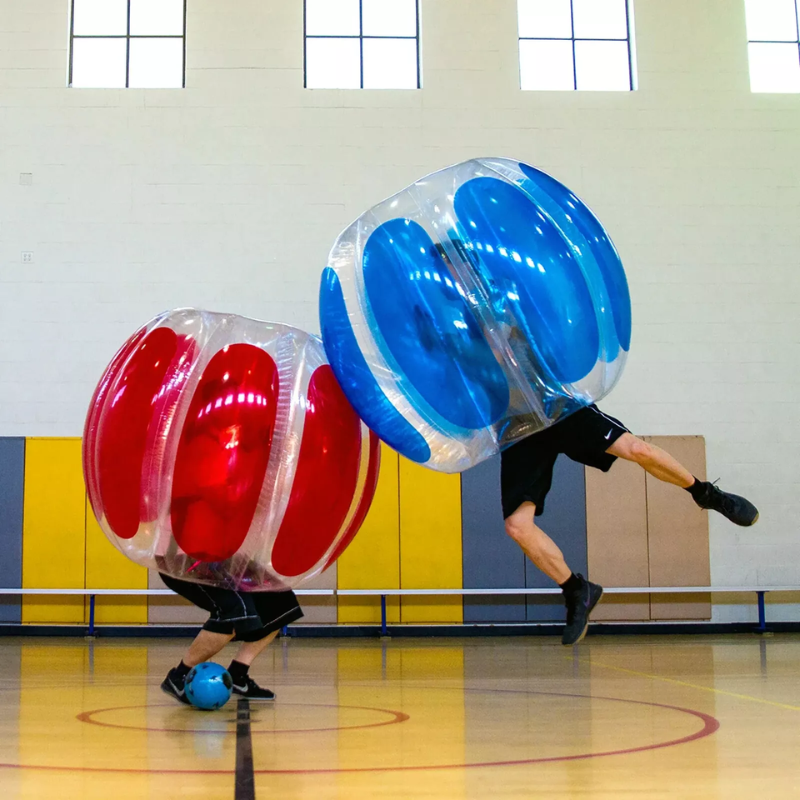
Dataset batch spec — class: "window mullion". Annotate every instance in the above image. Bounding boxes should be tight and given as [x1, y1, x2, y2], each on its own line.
[125, 0, 131, 88]
[625, 0, 633, 90]
[795, 0, 800, 74]
[570, 0, 577, 90]
[69, 0, 75, 86]
[359, 0, 364, 88]
[183, 0, 188, 88]
[416, 0, 421, 88]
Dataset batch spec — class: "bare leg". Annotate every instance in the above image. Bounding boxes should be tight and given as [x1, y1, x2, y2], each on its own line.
[505, 501, 571, 584]
[183, 629, 234, 668]
[233, 630, 279, 667]
[608, 433, 694, 488]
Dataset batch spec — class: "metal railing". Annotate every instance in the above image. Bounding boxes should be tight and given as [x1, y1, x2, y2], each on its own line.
[2, 586, 798, 636]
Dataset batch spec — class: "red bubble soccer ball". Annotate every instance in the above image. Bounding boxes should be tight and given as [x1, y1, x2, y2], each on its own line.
[83, 309, 380, 591]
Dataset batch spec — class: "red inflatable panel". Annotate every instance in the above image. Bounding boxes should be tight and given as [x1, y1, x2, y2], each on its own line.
[83, 325, 147, 517]
[323, 430, 381, 570]
[95, 327, 179, 539]
[171, 344, 279, 562]
[271, 365, 361, 577]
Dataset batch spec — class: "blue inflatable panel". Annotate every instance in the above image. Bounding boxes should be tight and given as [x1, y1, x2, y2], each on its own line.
[320, 268, 431, 463]
[518, 162, 632, 352]
[364, 218, 509, 430]
[454, 177, 599, 385]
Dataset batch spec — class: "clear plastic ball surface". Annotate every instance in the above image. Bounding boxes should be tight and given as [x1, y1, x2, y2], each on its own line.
[83, 309, 380, 591]
[320, 158, 632, 473]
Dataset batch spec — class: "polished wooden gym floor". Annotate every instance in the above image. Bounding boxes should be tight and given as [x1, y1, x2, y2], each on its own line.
[0, 634, 798, 798]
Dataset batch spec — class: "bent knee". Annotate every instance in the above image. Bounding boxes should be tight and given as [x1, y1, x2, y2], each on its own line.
[505, 509, 544, 548]
[504, 510, 530, 542]
[612, 434, 652, 463]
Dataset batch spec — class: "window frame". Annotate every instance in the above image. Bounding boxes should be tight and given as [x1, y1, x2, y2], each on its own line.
[518, 0, 636, 92]
[68, 0, 188, 89]
[303, 0, 421, 89]
[745, 0, 800, 92]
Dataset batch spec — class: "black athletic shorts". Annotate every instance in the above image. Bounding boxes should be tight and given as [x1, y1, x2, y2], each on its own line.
[500, 404, 629, 519]
[160, 574, 303, 642]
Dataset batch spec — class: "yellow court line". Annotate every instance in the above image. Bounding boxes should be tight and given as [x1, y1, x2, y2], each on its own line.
[577, 656, 800, 712]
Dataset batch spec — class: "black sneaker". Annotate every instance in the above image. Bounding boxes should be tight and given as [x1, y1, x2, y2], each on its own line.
[562, 575, 603, 646]
[161, 667, 192, 705]
[232, 676, 276, 701]
[693, 481, 759, 526]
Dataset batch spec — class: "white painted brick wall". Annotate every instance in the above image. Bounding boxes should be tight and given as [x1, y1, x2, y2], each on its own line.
[1, 0, 798, 621]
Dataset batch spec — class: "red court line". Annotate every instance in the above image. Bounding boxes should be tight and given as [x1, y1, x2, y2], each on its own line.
[0, 689, 719, 775]
[76, 701, 409, 735]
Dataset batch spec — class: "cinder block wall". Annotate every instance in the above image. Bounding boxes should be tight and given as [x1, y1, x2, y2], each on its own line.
[0, 0, 797, 621]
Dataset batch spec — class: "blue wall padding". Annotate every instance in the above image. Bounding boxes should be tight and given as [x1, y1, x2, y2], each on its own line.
[461, 455, 526, 622]
[525, 455, 587, 621]
[0, 438, 25, 623]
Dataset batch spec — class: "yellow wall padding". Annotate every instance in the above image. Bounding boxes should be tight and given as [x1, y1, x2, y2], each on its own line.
[337, 444, 401, 624]
[85, 496, 148, 624]
[398, 458, 463, 623]
[22, 438, 86, 623]
[645, 435, 711, 620]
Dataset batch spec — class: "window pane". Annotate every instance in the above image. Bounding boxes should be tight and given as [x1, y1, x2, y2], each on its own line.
[748, 42, 800, 91]
[363, 37, 417, 88]
[520, 39, 574, 89]
[129, 38, 184, 88]
[130, 0, 185, 36]
[362, 0, 417, 37]
[572, 0, 628, 39]
[72, 0, 128, 36]
[305, 0, 360, 36]
[71, 37, 127, 87]
[744, 0, 799, 42]
[517, 0, 572, 38]
[575, 39, 630, 89]
[306, 38, 361, 88]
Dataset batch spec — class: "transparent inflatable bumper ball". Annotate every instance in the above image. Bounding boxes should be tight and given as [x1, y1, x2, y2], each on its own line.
[320, 158, 632, 473]
[83, 309, 380, 590]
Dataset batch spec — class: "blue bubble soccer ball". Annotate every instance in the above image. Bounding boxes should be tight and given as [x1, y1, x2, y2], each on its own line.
[184, 662, 233, 711]
[319, 157, 632, 474]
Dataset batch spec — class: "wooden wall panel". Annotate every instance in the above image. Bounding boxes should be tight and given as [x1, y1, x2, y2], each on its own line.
[645, 436, 711, 620]
[586, 457, 650, 621]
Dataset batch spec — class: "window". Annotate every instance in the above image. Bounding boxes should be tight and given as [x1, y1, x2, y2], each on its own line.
[745, 0, 800, 92]
[518, 0, 635, 91]
[69, 0, 186, 88]
[304, 0, 420, 89]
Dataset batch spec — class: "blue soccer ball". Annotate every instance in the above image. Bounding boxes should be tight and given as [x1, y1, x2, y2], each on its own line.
[184, 662, 233, 710]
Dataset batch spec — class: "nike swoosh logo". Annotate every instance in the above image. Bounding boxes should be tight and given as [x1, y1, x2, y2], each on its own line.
[604, 430, 613, 440]
[233, 684, 249, 693]
[169, 680, 185, 697]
